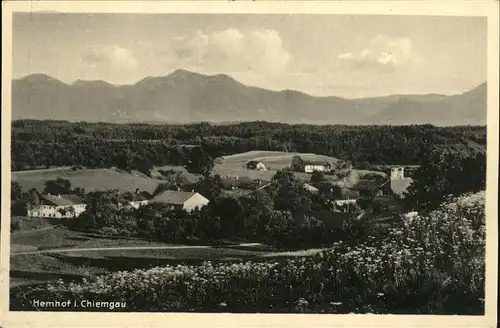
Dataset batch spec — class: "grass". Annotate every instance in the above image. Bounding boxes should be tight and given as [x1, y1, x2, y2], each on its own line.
[12, 167, 163, 194]
[11, 224, 175, 252]
[213, 150, 342, 182]
[213, 150, 386, 183]
[9, 220, 326, 287]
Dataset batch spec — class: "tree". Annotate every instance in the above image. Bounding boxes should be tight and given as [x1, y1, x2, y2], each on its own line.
[211, 197, 245, 236]
[272, 170, 312, 217]
[194, 175, 223, 201]
[310, 171, 325, 184]
[404, 148, 486, 212]
[75, 191, 121, 230]
[185, 147, 214, 176]
[291, 155, 304, 172]
[157, 171, 189, 191]
[72, 187, 86, 198]
[153, 183, 171, 197]
[11, 182, 23, 201]
[262, 210, 297, 247]
[44, 177, 72, 195]
[11, 182, 27, 216]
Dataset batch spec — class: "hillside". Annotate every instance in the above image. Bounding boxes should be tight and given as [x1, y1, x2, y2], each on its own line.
[12, 70, 487, 125]
[12, 167, 162, 194]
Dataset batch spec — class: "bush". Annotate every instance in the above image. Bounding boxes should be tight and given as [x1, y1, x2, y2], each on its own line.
[13, 192, 484, 314]
[11, 217, 21, 231]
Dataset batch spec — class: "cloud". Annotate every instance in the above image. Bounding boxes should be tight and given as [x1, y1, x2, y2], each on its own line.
[168, 28, 291, 76]
[82, 45, 138, 70]
[338, 34, 416, 73]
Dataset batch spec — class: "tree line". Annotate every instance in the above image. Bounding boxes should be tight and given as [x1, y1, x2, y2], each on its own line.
[11, 120, 485, 171]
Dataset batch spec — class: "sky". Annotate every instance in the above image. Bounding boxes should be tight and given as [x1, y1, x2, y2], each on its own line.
[12, 13, 487, 98]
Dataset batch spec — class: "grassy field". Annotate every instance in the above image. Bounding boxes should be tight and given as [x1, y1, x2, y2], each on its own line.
[12, 167, 163, 194]
[213, 150, 386, 183]
[213, 150, 343, 181]
[9, 218, 328, 288]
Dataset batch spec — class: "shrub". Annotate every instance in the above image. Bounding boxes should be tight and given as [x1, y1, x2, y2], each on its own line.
[12, 192, 485, 314]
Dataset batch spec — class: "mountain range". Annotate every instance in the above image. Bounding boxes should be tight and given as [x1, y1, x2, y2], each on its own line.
[12, 69, 487, 125]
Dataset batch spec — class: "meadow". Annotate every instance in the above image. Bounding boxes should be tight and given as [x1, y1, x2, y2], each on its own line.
[12, 167, 163, 194]
[10, 217, 322, 289]
[10, 192, 485, 314]
[212, 150, 383, 183]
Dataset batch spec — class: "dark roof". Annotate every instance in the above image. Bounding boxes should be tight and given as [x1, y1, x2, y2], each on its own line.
[130, 191, 152, 201]
[41, 194, 85, 206]
[149, 190, 201, 205]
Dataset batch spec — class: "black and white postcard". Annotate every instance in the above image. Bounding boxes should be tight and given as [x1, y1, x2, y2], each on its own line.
[1, 1, 498, 328]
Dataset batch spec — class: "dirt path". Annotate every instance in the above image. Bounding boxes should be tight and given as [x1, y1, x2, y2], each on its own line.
[11, 242, 264, 256]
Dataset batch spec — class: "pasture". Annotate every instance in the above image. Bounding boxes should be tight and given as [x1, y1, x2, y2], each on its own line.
[10, 219, 324, 287]
[213, 150, 342, 181]
[12, 167, 163, 194]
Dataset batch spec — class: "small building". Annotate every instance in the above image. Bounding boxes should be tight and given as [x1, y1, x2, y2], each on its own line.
[149, 190, 209, 212]
[27, 193, 87, 218]
[302, 183, 319, 194]
[246, 161, 267, 171]
[304, 161, 331, 173]
[333, 199, 357, 207]
[126, 191, 153, 209]
[390, 167, 413, 198]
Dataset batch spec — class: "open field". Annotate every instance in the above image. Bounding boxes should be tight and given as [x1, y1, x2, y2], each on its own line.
[12, 167, 163, 194]
[10, 220, 329, 287]
[11, 224, 177, 253]
[213, 150, 342, 181]
[213, 150, 387, 183]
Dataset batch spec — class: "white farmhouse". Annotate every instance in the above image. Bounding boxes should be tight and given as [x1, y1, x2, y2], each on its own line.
[149, 190, 210, 212]
[27, 194, 87, 218]
[390, 167, 413, 198]
[304, 161, 331, 173]
[246, 161, 267, 171]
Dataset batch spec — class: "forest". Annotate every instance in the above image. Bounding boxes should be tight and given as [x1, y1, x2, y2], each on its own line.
[11, 120, 486, 171]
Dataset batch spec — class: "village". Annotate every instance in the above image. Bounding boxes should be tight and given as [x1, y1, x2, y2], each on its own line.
[19, 151, 416, 230]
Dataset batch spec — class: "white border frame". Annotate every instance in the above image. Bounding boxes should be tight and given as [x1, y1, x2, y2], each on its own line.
[1, 2, 498, 328]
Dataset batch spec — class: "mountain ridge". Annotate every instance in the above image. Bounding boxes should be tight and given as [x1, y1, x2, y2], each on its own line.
[12, 69, 487, 125]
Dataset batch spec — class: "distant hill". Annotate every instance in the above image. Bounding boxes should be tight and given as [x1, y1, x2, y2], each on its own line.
[12, 69, 487, 125]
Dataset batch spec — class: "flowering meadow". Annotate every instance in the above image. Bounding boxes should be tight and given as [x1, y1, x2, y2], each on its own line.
[11, 191, 485, 314]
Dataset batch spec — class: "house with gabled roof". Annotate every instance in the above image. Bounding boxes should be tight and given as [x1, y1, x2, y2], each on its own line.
[303, 160, 331, 173]
[119, 190, 153, 210]
[27, 193, 87, 218]
[149, 190, 209, 212]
